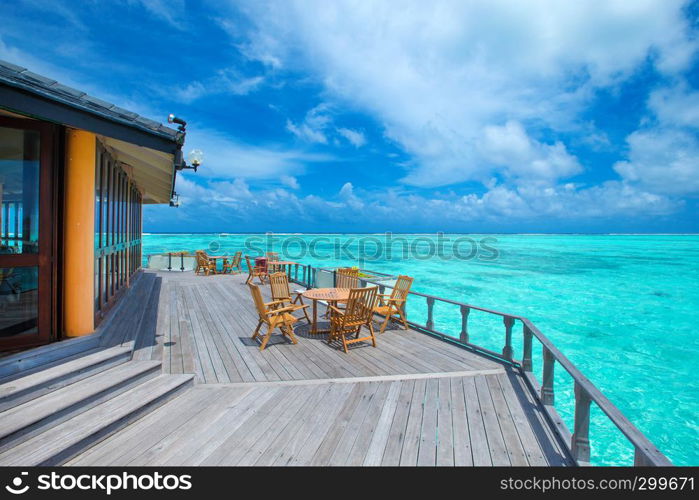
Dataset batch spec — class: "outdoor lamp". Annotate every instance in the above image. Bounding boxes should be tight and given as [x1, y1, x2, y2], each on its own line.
[167, 113, 187, 132]
[187, 149, 204, 169]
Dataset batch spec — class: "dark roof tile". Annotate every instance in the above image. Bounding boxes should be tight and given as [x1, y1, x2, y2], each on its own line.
[0, 60, 26, 73]
[18, 70, 57, 86]
[50, 82, 86, 98]
[0, 58, 179, 142]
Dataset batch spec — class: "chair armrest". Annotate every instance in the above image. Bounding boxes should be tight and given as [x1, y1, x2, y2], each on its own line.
[327, 304, 345, 316]
[265, 300, 286, 307]
[268, 306, 297, 315]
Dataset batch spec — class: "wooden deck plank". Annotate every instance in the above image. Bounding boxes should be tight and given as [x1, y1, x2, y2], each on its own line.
[399, 378, 426, 466]
[463, 376, 492, 465]
[474, 374, 510, 465]
[363, 381, 402, 465]
[417, 378, 439, 466]
[56, 271, 573, 468]
[436, 377, 455, 466]
[450, 377, 474, 465]
[330, 381, 390, 466]
[487, 374, 529, 466]
[196, 385, 315, 465]
[273, 383, 356, 466]
[380, 379, 415, 465]
[236, 386, 327, 466]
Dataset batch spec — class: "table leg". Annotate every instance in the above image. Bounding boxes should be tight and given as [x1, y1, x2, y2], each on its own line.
[312, 299, 318, 335]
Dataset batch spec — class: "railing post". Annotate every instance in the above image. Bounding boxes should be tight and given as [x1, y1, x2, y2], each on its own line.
[294, 264, 298, 281]
[426, 297, 435, 331]
[180, 252, 184, 271]
[378, 284, 385, 296]
[167, 252, 172, 271]
[634, 447, 652, 466]
[502, 316, 514, 360]
[571, 382, 591, 465]
[541, 347, 555, 405]
[460, 305, 470, 343]
[522, 324, 533, 372]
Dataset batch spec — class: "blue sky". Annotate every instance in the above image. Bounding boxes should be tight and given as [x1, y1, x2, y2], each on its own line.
[1, 0, 698, 233]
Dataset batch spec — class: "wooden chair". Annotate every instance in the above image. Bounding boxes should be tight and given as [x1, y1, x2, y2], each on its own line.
[248, 283, 301, 351]
[269, 272, 311, 323]
[327, 286, 379, 353]
[195, 250, 216, 275]
[336, 267, 359, 288]
[222, 251, 243, 274]
[245, 255, 268, 284]
[373, 275, 413, 333]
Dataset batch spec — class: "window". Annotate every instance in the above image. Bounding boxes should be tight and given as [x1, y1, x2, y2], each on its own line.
[94, 142, 142, 318]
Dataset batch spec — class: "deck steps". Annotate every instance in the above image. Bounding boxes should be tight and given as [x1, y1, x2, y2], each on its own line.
[0, 359, 162, 453]
[0, 374, 194, 466]
[0, 344, 134, 412]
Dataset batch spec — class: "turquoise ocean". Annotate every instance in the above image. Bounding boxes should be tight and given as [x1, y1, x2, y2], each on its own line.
[142, 233, 699, 466]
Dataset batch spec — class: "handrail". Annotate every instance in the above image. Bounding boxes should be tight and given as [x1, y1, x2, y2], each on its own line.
[288, 263, 672, 466]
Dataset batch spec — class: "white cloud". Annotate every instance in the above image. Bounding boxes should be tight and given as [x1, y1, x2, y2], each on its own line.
[162, 174, 677, 232]
[614, 128, 699, 196]
[648, 84, 699, 130]
[337, 127, 367, 148]
[234, 0, 697, 188]
[285, 103, 332, 143]
[280, 175, 300, 189]
[183, 125, 332, 180]
[478, 121, 582, 182]
[170, 70, 264, 103]
[129, 0, 187, 29]
[286, 103, 368, 148]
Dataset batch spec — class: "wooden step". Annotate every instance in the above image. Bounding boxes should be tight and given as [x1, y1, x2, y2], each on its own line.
[0, 360, 161, 453]
[0, 374, 194, 466]
[0, 345, 133, 412]
[0, 334, 101, 380]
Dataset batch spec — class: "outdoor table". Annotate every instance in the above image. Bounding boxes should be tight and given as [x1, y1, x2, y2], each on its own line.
[301, 288, 350, 334]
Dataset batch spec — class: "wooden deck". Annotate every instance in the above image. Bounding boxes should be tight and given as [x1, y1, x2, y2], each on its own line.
[67, 270, 573, 466]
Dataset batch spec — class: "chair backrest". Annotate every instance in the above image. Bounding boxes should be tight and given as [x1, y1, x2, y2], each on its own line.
[336, 268, 360, 288]
[266, 252, 279, 262]
[232, 251, 242, 266]
[339, 286, 378, 327]
[195, 251, 208, 267]
[248, 283, 268, 320]
[245, 255, 255, 271]
[390, 275, 414, 302]
[269, 272, 291, 301]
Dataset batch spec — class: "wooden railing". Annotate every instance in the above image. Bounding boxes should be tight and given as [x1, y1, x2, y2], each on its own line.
[287, 263, 672, 467]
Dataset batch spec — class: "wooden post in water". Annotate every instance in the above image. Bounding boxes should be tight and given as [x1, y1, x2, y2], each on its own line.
[426, 297, 435, 331]
[522, 324, 533, 372]
[460, 305, 470, 343]
[571, 381, 591, 464]
[502, 316, 514, 360]
[541, 347, 555, 405]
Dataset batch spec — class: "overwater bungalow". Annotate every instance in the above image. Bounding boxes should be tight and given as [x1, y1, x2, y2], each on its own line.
[0, 60, 671, 467]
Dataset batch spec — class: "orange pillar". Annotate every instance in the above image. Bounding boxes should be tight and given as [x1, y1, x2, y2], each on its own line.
[63, 129, 95, 337]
